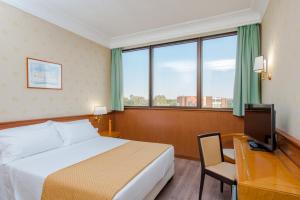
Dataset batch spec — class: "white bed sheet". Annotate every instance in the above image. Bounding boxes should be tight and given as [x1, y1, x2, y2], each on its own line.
[0, 136, 174, 200]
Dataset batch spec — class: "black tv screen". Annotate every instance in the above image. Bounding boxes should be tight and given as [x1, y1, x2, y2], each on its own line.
[244, 104, 276, 151]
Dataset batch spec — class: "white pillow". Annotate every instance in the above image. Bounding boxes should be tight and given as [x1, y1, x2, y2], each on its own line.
[0, 126, 63, 164]
[53, 120, 99, 145]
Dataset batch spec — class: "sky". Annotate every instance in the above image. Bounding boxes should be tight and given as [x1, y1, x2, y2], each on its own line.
[123, 35, 237, 99]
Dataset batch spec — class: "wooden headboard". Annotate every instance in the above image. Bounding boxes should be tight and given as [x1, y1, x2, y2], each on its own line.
[0, 114, 112, 132]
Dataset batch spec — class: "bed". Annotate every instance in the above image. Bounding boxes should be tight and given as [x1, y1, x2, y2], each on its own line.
[0, 120, 174, 200]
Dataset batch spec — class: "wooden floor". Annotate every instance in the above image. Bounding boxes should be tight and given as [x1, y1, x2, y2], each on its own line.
[156, 158, 232, 200]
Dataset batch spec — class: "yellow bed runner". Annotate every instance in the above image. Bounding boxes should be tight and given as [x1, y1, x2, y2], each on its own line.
[41, 141, 171, 200]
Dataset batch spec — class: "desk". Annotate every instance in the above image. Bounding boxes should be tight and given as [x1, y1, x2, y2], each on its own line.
[234, 137, 300, 200]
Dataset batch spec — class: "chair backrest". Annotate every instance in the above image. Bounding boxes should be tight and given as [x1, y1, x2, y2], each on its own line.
[197, 132, 224, 168]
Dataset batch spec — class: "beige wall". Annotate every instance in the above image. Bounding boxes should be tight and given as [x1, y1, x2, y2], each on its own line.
[0, 2, 111, 122]
[262, 0, 300, 139]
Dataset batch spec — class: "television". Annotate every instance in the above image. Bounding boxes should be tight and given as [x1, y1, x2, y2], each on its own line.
[244, 104, 276, 151]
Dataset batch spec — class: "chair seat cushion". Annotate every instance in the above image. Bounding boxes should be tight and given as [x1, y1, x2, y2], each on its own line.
[206, 162, 236, 181]
[223, 148, 235, 160]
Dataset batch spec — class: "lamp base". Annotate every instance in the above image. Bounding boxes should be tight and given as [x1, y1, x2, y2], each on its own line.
[261, 72, 272, 80]
[94, 116, 102, 123]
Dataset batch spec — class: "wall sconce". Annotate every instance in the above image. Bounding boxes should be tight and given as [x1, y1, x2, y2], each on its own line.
[94, 106, 107, 123]
[253, 56, 272, 80]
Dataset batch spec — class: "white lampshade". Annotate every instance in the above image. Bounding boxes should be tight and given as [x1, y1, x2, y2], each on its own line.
[253, 56, 265, 72]
[94, 106, 107, 115]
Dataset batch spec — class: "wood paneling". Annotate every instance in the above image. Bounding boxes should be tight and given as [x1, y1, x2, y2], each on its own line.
[113, 108, 244, 159]
[221, 133, 245, 148]
[277, 129, 300, 168]
[0, 114, 113, 133]
[1, 111, 299, 169]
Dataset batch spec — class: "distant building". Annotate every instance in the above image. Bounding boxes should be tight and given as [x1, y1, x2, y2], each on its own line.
[177, 96, 197, 106]
[202, 96, 233, 108]
[221, 98, 233, 108]
[202, 96, 213, 107]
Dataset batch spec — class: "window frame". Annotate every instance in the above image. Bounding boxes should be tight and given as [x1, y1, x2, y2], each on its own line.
[122, 47, 151, 107]
[122, 31, 237, 110]
[200, 32, 237, 110]
[151, 39, 199, 109]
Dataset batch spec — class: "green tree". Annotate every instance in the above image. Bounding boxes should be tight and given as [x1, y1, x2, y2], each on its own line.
[153, 95, 168, 106]
[124, 95, 148, 106]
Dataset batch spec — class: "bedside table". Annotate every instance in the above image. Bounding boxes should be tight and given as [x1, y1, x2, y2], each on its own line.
[101, 130, 121, 138]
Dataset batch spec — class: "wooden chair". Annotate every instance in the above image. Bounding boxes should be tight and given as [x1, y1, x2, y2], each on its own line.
[197, 132, 236, 200]
[221, 133, 244, 164]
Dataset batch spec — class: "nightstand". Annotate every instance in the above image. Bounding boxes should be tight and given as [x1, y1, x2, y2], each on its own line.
[101, 130, 121, 138]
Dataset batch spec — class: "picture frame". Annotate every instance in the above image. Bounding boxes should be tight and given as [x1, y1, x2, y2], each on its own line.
[27, 58, 62, 90]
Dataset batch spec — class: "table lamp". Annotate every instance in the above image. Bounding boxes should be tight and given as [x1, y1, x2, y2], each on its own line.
[94, 106, 107, 123]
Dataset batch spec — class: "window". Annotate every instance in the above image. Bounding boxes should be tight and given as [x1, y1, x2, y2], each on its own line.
[202, 35, 237, 108]
[152, 42, 197, 107]
[122, 32, 237, 109]
[123, 48, 149, 106]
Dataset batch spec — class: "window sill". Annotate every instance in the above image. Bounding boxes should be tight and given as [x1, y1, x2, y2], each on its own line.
[123, 106, 233, 112]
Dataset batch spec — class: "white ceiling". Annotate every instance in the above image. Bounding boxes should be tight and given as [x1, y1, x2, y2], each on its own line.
[2, 0, 269, 48]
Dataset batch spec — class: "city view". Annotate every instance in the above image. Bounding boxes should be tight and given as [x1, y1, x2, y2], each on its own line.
[124, 95, 233, 108]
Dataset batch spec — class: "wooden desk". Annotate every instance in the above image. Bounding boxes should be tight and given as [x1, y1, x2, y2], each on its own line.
[234, 137, 300, 200]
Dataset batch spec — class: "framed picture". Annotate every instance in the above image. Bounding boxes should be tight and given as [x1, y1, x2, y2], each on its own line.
[27, 58, 62, 90]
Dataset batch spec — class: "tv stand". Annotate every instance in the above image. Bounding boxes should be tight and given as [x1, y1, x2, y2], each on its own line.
[248, 140, 269, 151]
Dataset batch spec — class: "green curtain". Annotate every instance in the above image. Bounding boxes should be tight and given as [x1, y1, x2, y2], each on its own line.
[111, 48, 124, 111]
[233, 24, 261, 116]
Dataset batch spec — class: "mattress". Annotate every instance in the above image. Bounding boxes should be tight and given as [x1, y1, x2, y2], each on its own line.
[0, 136, 174, 200]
